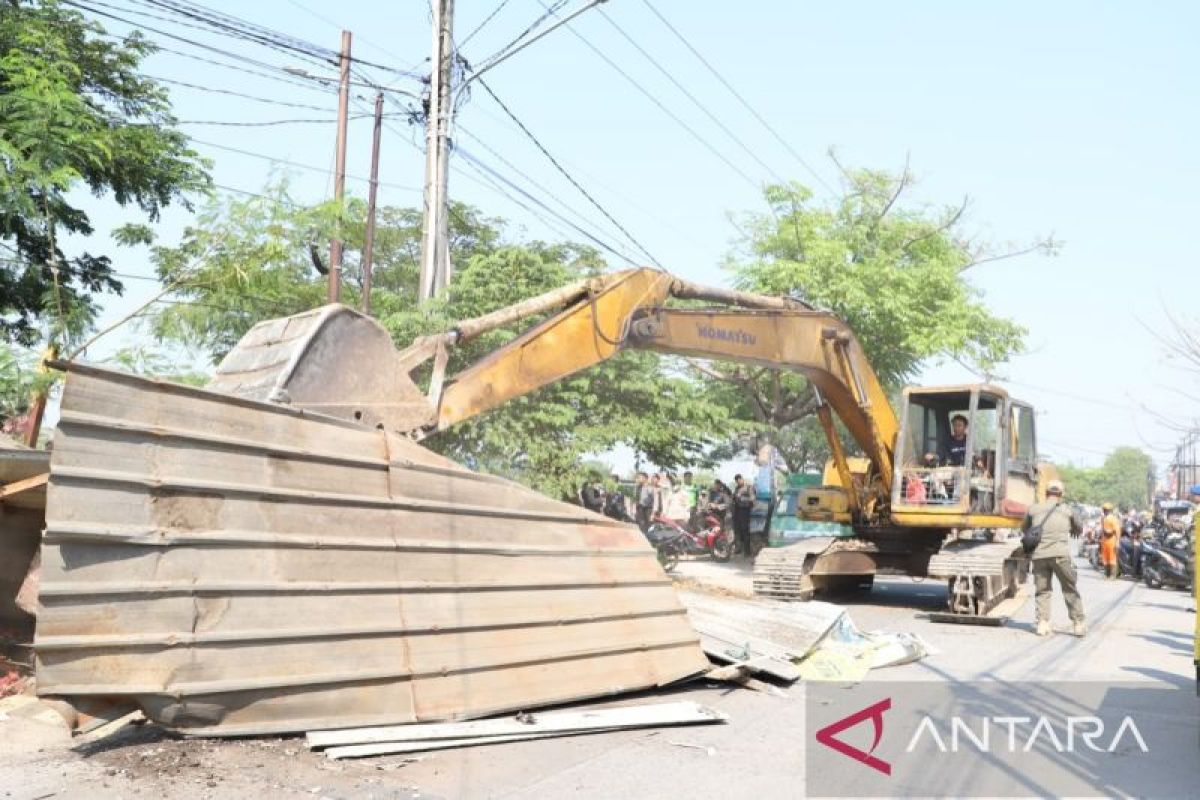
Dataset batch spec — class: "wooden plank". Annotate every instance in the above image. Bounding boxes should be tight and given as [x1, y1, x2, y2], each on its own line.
[0, 472, 48, 502]
[307, 701, 726, 749]
[326, 731, 564, 759]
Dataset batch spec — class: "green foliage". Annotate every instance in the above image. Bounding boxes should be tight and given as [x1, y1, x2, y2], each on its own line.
[0, 0, 209, 346]
[102, 344, 207, 386]
[0, 342, 51, 419]
[1057, 447, 1154, 510]
[717, 168, 1047, 468]
[149, 181, 333, 360]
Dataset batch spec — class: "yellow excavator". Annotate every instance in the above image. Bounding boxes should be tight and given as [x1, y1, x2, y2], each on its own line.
[211, 267, 1051, 621]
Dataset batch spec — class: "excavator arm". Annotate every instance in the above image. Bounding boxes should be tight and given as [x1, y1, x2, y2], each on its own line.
[428, 270, 896, 499]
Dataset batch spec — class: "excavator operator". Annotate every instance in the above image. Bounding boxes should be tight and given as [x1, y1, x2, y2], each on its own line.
[940, 414, 970, 466]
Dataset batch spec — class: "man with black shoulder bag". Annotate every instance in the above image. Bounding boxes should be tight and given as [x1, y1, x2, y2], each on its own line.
[1021, 479, 1086, 637]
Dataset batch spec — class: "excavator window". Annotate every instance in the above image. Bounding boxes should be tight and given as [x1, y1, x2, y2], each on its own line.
[896, 392, 973, 508]
[894, 390, 1005, 513]
[1010, 404, 1037, 468]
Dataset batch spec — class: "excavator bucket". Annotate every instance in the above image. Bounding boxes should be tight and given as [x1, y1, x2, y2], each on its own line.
[206, 303, 438, 432]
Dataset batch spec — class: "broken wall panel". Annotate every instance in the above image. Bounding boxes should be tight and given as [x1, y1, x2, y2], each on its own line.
[36, 364, 707, 735]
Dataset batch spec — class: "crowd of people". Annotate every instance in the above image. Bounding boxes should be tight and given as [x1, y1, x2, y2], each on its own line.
[1031, 484, 1197, 638]
[578, 470, 760, 558]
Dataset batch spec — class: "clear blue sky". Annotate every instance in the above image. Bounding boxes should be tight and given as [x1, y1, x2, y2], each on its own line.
[71, 0, 1199, 476]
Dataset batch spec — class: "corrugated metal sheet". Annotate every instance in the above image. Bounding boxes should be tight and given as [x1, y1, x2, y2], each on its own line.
[36, 363, 707, 736]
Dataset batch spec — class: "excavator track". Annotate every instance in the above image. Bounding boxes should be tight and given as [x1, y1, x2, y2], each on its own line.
[926, 537, 1028, 625]
[753, 533, 1030, 627]
[752, 537, 876, 601]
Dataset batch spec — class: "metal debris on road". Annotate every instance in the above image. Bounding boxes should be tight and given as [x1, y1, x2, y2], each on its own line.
[306, 701, 728, 760]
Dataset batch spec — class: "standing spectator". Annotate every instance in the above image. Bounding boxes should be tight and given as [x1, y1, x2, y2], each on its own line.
[654, 473, 670, 519]
[580, 475, 604, 513]
[732, 474, 755, 558]
[664, 479, 691, 525]
[681, 471, 699, 526]
[1022, 480, 1085, 637]
[635, 472, 655, 531]
[1099, 502, 1120, 579]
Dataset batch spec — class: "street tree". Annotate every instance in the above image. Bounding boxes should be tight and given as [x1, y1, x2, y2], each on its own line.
[713, 164, 1055, 469]
[1057, 447, 1154, 510]
[0, 0, 209, 346]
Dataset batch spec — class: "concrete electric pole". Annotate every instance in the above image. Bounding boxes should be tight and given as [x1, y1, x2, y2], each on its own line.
[328, 30, 353, 303]
[419, 0, 455, 302]
[361, 90, 385, 316]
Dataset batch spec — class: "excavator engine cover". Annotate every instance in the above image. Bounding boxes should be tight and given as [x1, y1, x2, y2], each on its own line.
[796, 486, 851, 522]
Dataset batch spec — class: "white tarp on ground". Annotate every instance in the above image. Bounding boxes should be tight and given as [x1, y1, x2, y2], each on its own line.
[795, 614, 935, 682]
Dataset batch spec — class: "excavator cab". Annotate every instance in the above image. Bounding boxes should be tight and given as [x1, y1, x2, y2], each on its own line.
[892, 385, 1039, 522]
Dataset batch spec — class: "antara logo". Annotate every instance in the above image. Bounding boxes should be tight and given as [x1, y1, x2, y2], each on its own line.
[815, 697, 1150, 776]
[815, 698, 892, 776]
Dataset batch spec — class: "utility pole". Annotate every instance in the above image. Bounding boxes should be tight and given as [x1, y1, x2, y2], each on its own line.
[419, 0, 454, 301]
[361, 90, 384, 315]
[328, 30, 352, 304]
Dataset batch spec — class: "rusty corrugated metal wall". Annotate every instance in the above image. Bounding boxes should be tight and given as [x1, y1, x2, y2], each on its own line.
[36, 364, 706, 735]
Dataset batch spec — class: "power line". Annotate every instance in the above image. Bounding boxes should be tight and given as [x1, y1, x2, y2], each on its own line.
[474, 78, 662, 268]
[347, 66, 644, 269]
[187, 138, 422, 192]
[140, 41, 338, 94]
[595, 6, 786, 187]
[64, 0, 327, 73]
[451, 159, 579, 248]
[461, 101, 711, 252]
[459, 0, 515, 48]
[147, 75, 333, 111]
[456, 125, 638, 256]
[174, 114, 390, 127]
[474, 0, 567, 71]
[535, 0, 761, 192]
[1004, 379, 1134, 412]
[638, 0, 836, 194]
[132, 0, 422, 76]
[133, 0, 342, 64]
[456, 147, 638, 266]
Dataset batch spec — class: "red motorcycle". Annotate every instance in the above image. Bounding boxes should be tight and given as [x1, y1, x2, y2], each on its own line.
[643, 503, 734, 572]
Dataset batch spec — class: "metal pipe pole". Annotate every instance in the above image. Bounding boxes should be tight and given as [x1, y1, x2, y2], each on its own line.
[328, 30, 352, 303]
[361, 91, 384, 315]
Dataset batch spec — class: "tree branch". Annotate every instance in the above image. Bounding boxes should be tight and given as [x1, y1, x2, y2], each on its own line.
[960, 238, 1053, 273]
[902, 196, 968, 254]
[877, 152, 911, 222]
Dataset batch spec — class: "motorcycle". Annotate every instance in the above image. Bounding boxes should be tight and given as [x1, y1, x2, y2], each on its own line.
[602, 492, 635, 524]
[643, 504, 734, 572]
[1117, 534, 1143, 579]
[1141, 535, 1194, 591]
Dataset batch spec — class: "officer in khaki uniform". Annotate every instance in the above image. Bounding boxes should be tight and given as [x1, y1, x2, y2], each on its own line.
[1022, 479, 1086, 637]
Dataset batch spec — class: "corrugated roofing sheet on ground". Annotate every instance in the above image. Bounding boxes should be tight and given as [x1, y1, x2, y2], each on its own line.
[36, 363, 706, 736]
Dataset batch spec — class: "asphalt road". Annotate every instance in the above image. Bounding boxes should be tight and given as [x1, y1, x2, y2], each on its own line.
[3, 555, 1196, 799]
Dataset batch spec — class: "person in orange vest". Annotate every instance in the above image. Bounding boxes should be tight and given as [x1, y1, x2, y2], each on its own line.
[1099, 502, 1121, 579]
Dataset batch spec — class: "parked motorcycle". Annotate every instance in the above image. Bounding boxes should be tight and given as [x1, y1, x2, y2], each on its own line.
[602, 492, 635, 524]
[643, 504, 734, 572]
[1117, 534, 1143, 579]
[1141, 535, 1194, 591]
